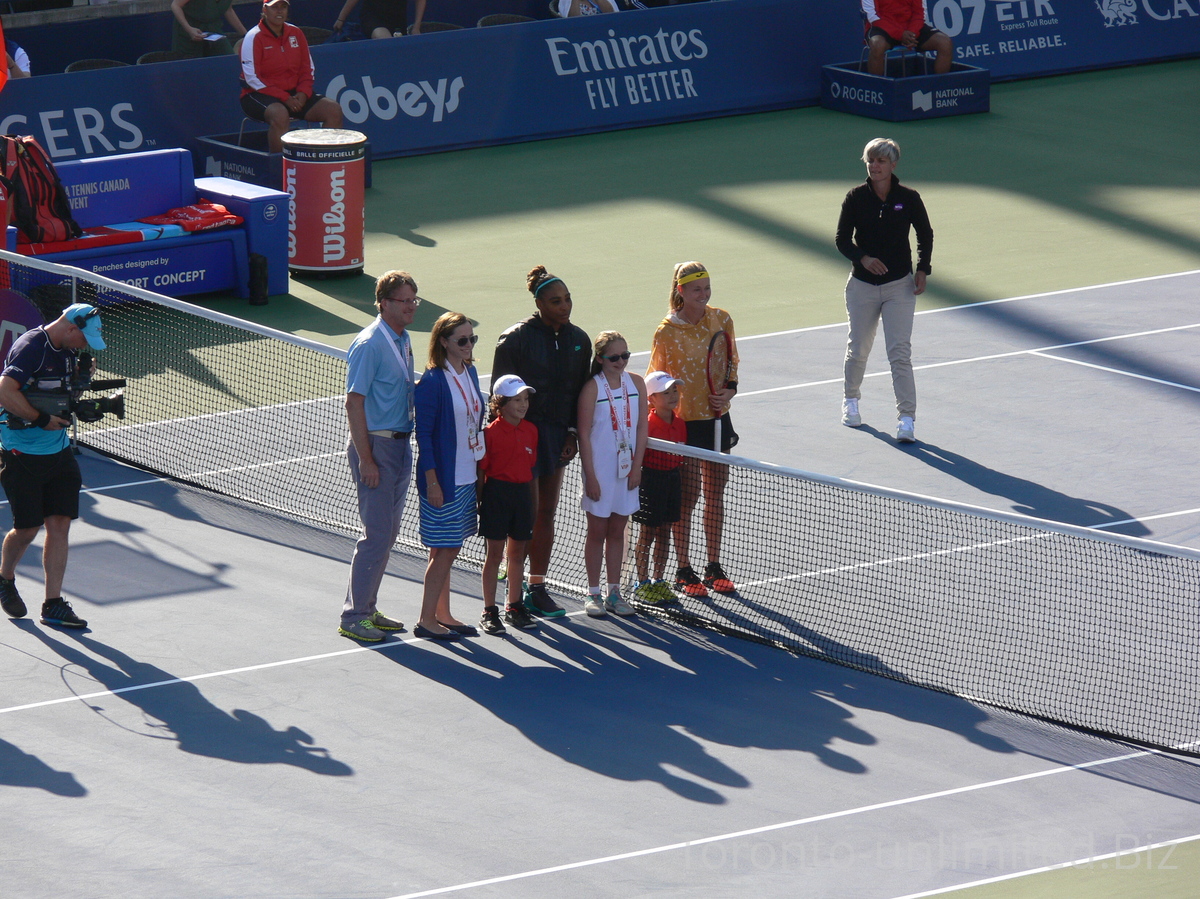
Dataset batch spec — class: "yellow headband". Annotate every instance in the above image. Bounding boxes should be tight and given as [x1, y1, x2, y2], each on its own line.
[677, 270, 709, 287]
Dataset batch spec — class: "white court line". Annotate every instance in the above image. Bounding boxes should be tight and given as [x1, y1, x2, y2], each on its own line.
[1030, 351, 1200, 394]
[888, 831, 1200, 899]
[1092, 507, 1200, 530]
[0, 475, 168, 507]
[0, 610, 594, 717]
[382, 747, 1194, 899]
[735, 269, 1200, 344]
[738, 322, 1200, 398]
[741, 531, 1054, 591]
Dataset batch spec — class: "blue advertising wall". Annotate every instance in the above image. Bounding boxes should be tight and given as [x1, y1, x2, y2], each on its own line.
[0, 0, 1195, 164]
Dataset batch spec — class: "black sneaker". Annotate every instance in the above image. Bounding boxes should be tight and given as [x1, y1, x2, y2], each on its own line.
[504, 603, 539, 630]
[673, 565, 709, 598]
[1, 576, 26, 619]
[703, 562, 737, 595]
[41, 597, 87, 629]
[480, 606, 506, 636]
[523, 583, 566, 618]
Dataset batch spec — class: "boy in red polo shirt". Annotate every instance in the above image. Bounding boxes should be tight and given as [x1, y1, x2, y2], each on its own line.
[632, 371, 687, 606]
[479, 375, 540, 634]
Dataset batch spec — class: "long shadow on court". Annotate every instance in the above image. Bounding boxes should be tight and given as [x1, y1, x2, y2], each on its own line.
[385, 620, 878, 803]
[874, 431, 1151, 536]
[680, 592, 1015, 757]
[0, 735, 87, 797]
[18, 624, 352, 776]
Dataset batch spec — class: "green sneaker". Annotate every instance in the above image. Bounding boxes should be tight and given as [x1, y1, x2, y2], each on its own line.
[368, 610, 404, 631]
[650, 579, 680, 605]
[339, 619, 385, 642]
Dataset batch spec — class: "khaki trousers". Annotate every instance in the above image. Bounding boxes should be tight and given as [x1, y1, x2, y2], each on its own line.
[843, 273, 917, 419]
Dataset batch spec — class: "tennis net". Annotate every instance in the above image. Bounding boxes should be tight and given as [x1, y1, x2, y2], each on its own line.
[7, 251, 1198, 754]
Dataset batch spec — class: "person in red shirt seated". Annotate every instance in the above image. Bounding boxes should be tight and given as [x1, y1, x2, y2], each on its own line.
[863, 0, 953, 75]
[240, 0, 344, 152]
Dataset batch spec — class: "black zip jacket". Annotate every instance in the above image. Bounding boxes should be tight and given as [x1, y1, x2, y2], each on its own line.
[835, 174, 933, 285]
[490, 314, 591, 429]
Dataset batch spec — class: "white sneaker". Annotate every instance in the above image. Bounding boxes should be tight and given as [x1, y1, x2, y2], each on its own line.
[897, 416, 916, 443]
[841, 398, 861, 428]
[584, 593, 606, 617]
[605, 590, 636, 617]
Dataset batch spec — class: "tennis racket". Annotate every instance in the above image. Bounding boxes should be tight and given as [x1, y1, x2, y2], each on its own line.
[706, 329, 733, 452]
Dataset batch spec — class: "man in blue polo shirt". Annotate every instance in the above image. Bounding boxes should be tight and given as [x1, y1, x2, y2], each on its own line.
[0, 303, 106, 629]
[340, 271, 419, 642]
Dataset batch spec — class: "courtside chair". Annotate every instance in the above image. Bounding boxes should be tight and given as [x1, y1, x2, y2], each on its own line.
[65, 59, 129, 73]
[136, 50, 190, 64]
[478, 13, 536, 26]
[404, 21, 463, 34]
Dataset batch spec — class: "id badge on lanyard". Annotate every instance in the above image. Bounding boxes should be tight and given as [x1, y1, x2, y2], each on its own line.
[602, 375, 634, 479]
[449, 367, 486, 461]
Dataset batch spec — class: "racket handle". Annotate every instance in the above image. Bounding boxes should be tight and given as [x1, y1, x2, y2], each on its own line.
[713, 416, 722, 453]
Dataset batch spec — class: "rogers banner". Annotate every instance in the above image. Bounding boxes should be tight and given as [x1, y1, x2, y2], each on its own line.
[0, 0, 1193, 163]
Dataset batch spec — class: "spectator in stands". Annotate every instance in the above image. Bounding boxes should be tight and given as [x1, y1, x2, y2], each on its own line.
[558, 0, 619, 15]
[172, 0, 247, 58]
[6, 39, 30, 78]
[240, 0, 344, 153]
[333, 0, 425, 38]
[862, 0, 953, 75]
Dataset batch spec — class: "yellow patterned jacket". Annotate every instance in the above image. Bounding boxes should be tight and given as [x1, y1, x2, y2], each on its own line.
[647, 306, 739, 423]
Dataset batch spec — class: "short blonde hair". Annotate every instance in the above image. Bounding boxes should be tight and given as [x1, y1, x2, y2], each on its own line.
[862, 138, 900, 164]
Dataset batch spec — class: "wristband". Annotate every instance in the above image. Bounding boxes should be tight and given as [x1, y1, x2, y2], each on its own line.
[33, 411, 51, 428]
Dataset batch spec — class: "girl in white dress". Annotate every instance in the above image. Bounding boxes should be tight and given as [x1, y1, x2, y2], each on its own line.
[577, 331, 648, 618]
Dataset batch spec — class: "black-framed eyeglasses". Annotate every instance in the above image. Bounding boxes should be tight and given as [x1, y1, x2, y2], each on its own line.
[384, 295, 421, 306]
[453, 335, 479, 348]
[602, 352, 631, 362]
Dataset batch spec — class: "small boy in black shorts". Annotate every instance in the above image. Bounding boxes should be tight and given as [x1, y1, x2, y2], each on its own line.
[632, 371, 687, 606]
[479, 375, 540, 634]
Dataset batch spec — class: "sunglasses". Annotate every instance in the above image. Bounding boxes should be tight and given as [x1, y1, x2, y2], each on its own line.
[601, 352, 631, 363]
[70, 308, 99, 327]
[451, 334, 479, 348]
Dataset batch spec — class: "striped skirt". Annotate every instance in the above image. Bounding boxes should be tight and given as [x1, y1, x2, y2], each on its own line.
[419, 482, 478, 548]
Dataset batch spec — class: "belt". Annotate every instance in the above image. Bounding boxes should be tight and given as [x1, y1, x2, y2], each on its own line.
[367, 429, 411, 439]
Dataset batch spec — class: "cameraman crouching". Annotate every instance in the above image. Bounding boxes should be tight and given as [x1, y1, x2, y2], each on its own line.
[0, 303, 107, 629]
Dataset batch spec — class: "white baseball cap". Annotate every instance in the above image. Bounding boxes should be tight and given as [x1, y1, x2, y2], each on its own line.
[645, 371, 681, 395]
[492, 374, 536, 398]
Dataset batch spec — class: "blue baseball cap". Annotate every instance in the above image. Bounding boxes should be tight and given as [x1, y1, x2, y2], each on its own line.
[63, 303, 106, 350]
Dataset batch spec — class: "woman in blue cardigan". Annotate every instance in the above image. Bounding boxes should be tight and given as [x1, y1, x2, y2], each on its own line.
[414, 311, 486, 639]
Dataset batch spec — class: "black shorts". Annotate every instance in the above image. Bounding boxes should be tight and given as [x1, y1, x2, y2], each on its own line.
[868, 24, 942, 50]
[633, 466, 682, 527]
[478, 478, 534, 542]
[532, 421, 571, 478]
[240, 91, 328, 122]
[684, 413, 738, 454]
[0, 448, 81, 529]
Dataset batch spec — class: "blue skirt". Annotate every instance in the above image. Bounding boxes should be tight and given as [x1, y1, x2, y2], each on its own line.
[419, 482, 478, 548]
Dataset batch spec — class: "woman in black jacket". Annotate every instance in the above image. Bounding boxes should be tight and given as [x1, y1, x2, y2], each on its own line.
[490, 265, 592, 618]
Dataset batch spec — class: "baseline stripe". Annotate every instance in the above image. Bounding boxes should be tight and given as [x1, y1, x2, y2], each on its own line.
[383, 747, 1178, 899]
[888, 831, 1200, 899]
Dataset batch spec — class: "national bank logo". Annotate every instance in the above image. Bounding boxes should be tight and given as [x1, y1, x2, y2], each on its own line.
[1095, 0, 1138, 26]
[912, 90, 933, 112]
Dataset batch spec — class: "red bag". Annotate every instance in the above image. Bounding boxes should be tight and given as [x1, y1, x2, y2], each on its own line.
[0, 135, 82, 243]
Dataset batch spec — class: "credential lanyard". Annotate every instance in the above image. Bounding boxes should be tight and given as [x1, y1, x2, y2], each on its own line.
[447, 364, 484, 456]
[600, 373, 632, 449]
[383, 329, 414, 423]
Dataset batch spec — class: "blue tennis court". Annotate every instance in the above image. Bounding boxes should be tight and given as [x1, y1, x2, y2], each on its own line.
[3, 270, 1198, 898]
